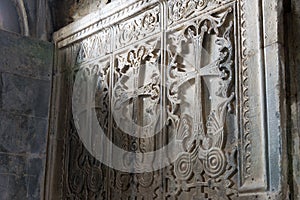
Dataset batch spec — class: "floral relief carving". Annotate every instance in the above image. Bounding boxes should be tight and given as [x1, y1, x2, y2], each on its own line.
[116, 6, 160, 48]
[165, 7, 237, 199]
[63, 2, 240, 200]
[167, 0, 227, 25]
[109, 42, 162, 199]
[76, 29, 111, 63]
[67, 58, 111, 199]
[66, 122, 107, 199]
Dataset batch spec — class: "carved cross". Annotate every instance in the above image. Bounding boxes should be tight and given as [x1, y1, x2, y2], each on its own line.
[172, 22, 222, 146]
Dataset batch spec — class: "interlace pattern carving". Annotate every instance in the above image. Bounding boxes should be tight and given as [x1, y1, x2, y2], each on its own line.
[165, 7, 237, 199]
[64, 1, 238, 199]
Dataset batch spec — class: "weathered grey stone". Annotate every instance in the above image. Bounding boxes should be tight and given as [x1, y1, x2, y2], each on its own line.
[262, 0, 284, 46]
[0, 154, 45, 200]
[0, 180, 8, 200]
[0, 73, 51, 118]
[0, 29, 52, 199]
[0, 154, 26, 175]
[0, 174, 9, 190]
[26, 157, 45, 200]
[28, 118, 48, 154]
[7, 175, 27, 200]
[288, 0, 300, 199]
[0, 156, 45, 200]
[26, 157, 45, 176]
[0, 113, 30, 153]
[0, 112, 47, 154]
[0, 153, 46, 199]
[0, 30, 53, 80]
[49, 0, 110, 30]
[26, 176, 41, 200]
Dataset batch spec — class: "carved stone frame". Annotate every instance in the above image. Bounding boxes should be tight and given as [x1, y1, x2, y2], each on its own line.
[44, 0, 288, 199]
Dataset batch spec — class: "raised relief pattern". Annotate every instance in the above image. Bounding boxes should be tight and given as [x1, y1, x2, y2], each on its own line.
[167, 0, 229, 25]
[76, 29, 111, 63]
[116, 6, 160, 49]
[110, 43, 162, 199]
[63, 1, 240, 199]
[166, 6, 237, 199]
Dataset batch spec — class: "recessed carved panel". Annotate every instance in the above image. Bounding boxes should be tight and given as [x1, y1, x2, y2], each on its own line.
[50, 0, 287, 199]
[67, 56, 111, 199]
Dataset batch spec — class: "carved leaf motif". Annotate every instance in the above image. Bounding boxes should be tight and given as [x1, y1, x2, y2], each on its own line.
[166, 6, 237, 199]
[63, 2, 240, 199]
[168, 0, 228, 25]
[117, 7, 160, 47]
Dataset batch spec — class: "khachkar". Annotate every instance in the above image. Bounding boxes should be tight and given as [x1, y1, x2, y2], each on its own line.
[165, 5, 237, 199]
[50, 0, 287, 199]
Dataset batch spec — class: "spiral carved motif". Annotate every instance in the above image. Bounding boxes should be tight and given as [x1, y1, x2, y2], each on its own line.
[87, 168, 103, 193]
[137, 172, 154, 188]
[69, 170, 85, 194]
[203, 148, 226, 178]
[175, 153, 192, 181]
[116, 172, 131, 191]
[197, 0, 208, 9]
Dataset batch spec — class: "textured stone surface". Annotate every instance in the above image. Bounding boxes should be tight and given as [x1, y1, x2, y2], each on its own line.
[26, 157, 46, 200]
[0, 0, 53, 40]
[7, 175, 27, 200]
[0, 155, 46, 200]
[0, 112, 48, 154]
[0, 175, 9, 200]
[48, 0, 289, 199]
[0, 73, 51, 118]
[0, 154, 26, 174]
[0, 30, 52, 200]
[288, 0, 300, 199]
[0, 30, 53, 80]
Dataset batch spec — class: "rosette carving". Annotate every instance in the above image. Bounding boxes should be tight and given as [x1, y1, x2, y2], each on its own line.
[203, 147, 226, 178]
[175, 153, 193, 181]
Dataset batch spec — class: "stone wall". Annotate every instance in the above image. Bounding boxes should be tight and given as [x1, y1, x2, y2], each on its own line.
[0, 30, 53, 200]
[21, 0, 52, 40]
[288, 0, 300, 199]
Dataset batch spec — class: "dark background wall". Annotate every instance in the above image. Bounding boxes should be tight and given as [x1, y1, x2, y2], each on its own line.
[288, 0, 300, 199]
[0, 30, 53, 200]
[0, 0, 111, 41]
[49, 0, 110, 31]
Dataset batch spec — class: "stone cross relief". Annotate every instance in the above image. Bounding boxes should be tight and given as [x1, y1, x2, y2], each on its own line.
[71, 3, 239, 199]
[110, 7, 237, 198]
[165, 8, 237, 198]
[113, 44, 161, 140]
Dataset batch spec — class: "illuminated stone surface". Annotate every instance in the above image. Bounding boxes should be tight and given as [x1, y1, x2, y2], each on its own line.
[46, 0, 289, 199]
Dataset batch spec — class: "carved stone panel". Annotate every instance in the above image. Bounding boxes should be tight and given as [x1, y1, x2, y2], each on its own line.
[47, 0, 287, 199]
[164, 5, 238, 199]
